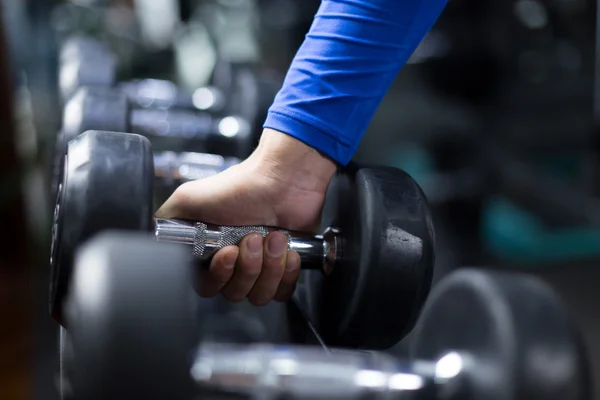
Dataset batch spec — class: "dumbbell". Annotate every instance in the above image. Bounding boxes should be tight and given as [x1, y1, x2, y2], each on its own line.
[209, 59, 283, 136]
[61, 40, 226, 111]
[52, 86, 249, 199]
[50, 129, 241, 205]
[153, 151, 240, 185]
[50, 130, 434, 350]
[59, 34, 228, 111]
[153, 150, 241, 207]
[62, 232, 590, 400]
[116, 78, 227, 112]
[58, 34, 262, 115]
[56, 234, 266, 400]
[61, 86, 252, 155]
[59, 35, 117, 102]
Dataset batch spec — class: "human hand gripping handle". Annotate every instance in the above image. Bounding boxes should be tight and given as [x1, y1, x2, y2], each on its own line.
[154, 219, 339, 274]
[155, 129, 337, 306]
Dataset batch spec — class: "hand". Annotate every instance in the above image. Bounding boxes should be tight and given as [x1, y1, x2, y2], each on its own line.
[156, 129, 337, 305]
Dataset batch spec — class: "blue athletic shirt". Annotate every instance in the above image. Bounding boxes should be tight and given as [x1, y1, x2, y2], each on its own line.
[263, 0, 448, 165]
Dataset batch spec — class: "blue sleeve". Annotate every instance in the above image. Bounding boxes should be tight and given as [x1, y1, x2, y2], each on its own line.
[263, 0, 448, 165]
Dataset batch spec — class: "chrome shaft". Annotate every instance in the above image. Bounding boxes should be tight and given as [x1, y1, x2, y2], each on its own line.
[154, 219, 338, 273]
[153, 151, 239, 183]
[190, 343, 466, 400]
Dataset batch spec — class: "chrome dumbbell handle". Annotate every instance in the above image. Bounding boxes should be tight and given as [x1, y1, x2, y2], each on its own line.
[154, 219, 340, 274]
[118, 79, 226, 112]
[153, 151, 240, 182]
[190, 343, 466, 400]
[129, 108, 251, 141]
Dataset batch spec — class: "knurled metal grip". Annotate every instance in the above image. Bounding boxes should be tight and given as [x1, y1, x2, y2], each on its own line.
[192, 223, 292, 259]
[154, 218, 334, 272]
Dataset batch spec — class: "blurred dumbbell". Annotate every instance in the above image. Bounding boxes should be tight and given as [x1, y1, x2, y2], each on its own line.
[59, 35, 117, 102]
[61, 86, 252, 156]
[63, 236, 590, 400]
[117, 79, 226, 113]
[153, 150, 239, 186]
[59, 34, 227, 113]
[52, 86, 248, 196]
[60, 233, 196, 400]
[50, 130, 434, 350]
[50, 128, 241, 206]
[210, 59, 282, 138]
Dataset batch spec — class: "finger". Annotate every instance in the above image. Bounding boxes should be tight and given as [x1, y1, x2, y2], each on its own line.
[247, 231, 289, 306]
[155, 181, 194, 219]
[155, 175, 226, 220]
[198, 246, 238, 298]
[274, 250, 301, 302]
[221, 233, 263, 302]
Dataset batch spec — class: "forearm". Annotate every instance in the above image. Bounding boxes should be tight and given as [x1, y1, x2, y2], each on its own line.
[264, 0, 448, 165]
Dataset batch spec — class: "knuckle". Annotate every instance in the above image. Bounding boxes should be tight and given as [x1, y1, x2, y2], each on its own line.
[169, 184, 193, 208]
[211, 276, 232, 288]
[281, 273, 298, 286]
[240, 263, 262, 279]
[262, 260, 283, 275]
[209, 269, 232, 284]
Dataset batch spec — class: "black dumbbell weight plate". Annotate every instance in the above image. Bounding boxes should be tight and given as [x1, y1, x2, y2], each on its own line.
[60, 35, 108, 64]
[65, 232, 196, 400]
[51, 130, 67, 201]
[49, 131, 154, 324]
[305, 165, 435, 350]
[58, 35, 117, 102]
[410, 269, 590, 400]
[63, 86, 244, 156]
[62, 87, 129, 143]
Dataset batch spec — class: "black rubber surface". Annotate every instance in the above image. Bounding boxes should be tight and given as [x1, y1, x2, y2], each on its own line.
[62, 87, 129, 142]
[49, 131, 154, 324]
[306, 164, 435, 350]
[50, 130, 67, 202]
[65, 232, 196, 400]
[58, 35, 117, 101]
[411, 269, 590, 400]
[59, 35, 111, 63]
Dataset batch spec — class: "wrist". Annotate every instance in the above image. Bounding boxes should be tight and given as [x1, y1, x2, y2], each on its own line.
[248, 128, 337, 194]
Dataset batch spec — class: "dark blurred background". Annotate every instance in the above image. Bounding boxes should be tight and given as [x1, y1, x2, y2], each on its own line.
[1, 0, 600, 398]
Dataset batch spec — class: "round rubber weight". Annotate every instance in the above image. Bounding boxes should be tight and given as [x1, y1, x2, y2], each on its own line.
[410, 269, 590, 400]
[51, 130, 67, 201]
[50, 130, 154, 324]
[306, 165, 435, 350]
[59, 35, 111, 63]
[59, 55, 117, 101]
[66, 232, 196, 400]
[62, 87, 129, 143]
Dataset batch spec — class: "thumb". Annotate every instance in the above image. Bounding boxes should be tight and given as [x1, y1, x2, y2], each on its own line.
[155, 173, 232, 220]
